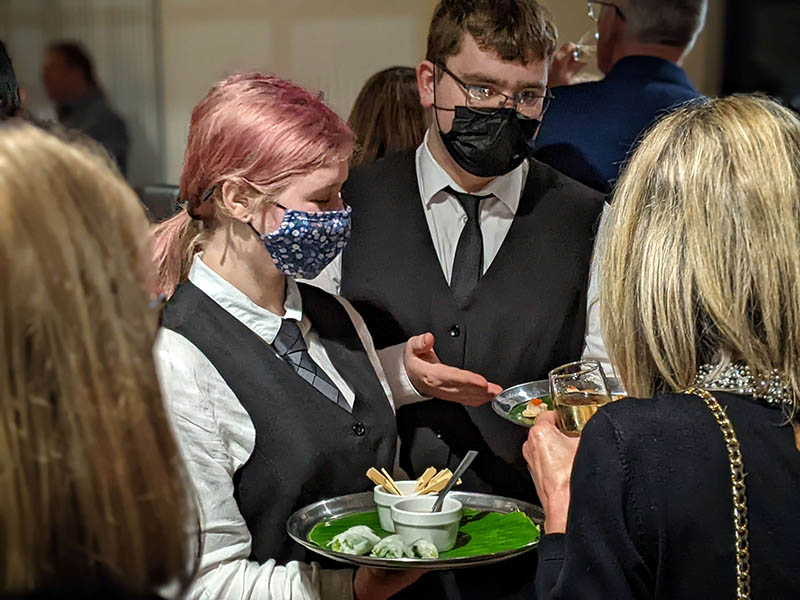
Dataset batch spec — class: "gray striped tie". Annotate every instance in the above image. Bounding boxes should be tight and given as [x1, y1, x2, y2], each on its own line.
[272, 319, 350, 412]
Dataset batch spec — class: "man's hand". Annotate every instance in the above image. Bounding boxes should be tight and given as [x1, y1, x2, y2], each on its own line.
[522, 410, 580, 534]
[354, 567, 424, 600]
[404, 332, 503, 406]
[548, 42, 587, 88]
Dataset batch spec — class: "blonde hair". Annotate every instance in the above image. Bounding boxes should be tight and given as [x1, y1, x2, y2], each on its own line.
[601, 95, 800, 420]
[0, 122, 196, 594]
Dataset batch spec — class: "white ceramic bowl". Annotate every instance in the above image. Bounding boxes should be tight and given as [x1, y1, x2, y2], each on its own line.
[390, 496, 463, 552]
[373, 480, 420, 532]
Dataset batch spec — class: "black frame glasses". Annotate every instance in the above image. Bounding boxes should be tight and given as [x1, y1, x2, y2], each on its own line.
[435, 62, 553, 120]
[588, 1, 626, 21]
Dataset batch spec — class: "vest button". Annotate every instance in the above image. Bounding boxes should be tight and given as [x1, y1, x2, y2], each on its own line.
[448, 324, 461, 337]
[352, 421, 366, 437]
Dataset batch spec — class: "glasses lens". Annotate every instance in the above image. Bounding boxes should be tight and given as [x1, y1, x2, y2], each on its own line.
[466, 89, 507, 114]
[516, 93, 552, 119]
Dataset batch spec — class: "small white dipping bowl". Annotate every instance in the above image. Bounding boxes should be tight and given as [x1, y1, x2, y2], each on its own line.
[391, 496, 463, 552]
[374, 481, 420, 532]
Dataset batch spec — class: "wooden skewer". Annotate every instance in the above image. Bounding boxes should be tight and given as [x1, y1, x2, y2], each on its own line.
[418, 469, 464, 495]
[380, 467, 403, 495]
[415, 466, 437, 492]
[366, 467, 388, 488]
[419, 469, 451, 495]
[419, 477, 448, 495]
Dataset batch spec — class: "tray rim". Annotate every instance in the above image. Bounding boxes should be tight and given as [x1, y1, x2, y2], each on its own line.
[492, 380, 551, 428]
[286, 490, 544, 570]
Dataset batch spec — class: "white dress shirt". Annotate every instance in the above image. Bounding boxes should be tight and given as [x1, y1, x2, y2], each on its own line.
[155, 255, 423, 600]
[581, 202, 617, 378]
[310, 130, 527, 292]
[310, 130, 612, 373]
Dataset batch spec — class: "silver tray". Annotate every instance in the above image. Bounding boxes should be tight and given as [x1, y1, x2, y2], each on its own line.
[493, 378, 625, 428]
[286, 491, 544, 570]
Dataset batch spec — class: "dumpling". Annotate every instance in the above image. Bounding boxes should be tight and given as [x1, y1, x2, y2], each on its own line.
[328, 525, 381, 555]
[370, 534, 412, 558]
[410, 538, 439, 559]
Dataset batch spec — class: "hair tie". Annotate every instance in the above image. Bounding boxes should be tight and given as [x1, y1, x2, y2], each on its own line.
[175, 197, 202, 220]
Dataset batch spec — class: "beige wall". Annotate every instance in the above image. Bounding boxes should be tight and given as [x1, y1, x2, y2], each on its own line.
[160, 0, 438, 182]
[539, 0, 725, 94]
[160, 0, 726, 182]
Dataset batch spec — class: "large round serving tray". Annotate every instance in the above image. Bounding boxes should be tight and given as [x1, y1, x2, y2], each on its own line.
[287, 491, 544, 570]
[493, 377, 625, 428]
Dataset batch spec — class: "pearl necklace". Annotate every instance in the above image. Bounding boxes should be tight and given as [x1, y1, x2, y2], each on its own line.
[695, 362, 791, 410]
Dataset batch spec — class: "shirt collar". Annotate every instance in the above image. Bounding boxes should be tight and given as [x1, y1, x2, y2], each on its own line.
[605, 55, 697, 91]
[187, 254, 306, 345]
[415, 128, 526, 214]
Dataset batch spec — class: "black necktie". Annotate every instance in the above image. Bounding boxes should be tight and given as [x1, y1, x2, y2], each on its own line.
[272, 319, 351, 412]
[448, 188, 485, 306]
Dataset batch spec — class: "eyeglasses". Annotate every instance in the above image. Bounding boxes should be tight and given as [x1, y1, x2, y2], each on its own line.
[588, 1, 626, 21]
[435, 62, 553, 120]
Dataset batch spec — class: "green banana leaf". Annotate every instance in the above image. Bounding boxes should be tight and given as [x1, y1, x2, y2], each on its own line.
[308, 508, 540, 559]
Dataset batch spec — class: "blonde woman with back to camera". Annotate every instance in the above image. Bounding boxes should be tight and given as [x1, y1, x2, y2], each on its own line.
[524, 95, 800, 598]
[0, 122, 196, 599]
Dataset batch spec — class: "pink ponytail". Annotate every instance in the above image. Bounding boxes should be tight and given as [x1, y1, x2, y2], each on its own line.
[151, 209, 199, 298]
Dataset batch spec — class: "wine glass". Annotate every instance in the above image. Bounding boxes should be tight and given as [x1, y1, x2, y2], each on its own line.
[549, 360, 612, 436]
[572, 29, 599, 62]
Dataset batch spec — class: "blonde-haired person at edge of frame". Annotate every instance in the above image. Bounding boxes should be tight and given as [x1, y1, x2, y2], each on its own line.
[0, 121, 198, 600]
[525, 95, 800, 599]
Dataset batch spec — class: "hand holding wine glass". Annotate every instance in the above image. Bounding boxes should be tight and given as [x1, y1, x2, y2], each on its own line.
[548, 41, 589, 88]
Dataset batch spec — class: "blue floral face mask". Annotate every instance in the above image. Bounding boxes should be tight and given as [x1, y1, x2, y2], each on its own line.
[249, 203, 352, 279]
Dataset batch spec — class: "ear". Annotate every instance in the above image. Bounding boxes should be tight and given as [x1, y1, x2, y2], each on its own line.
[417, 60, 436, 109]
[219, 180, 254, 222]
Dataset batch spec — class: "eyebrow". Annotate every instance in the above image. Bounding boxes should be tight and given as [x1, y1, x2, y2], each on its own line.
[308, 183, 339, 198]
[458, 71, 547, 92]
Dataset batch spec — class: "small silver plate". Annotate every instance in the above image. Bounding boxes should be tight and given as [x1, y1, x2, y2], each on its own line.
[286, 491, 544, 570]
[493, 378, 625, 428]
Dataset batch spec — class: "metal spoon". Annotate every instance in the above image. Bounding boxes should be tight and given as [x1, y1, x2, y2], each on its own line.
[431, 450, 478, 512]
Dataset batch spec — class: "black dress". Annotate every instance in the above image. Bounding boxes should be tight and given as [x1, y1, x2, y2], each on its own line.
[536, 391, 800, 599]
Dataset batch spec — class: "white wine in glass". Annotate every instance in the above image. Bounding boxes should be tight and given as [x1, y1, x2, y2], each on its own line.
[549, 361, 612, 436]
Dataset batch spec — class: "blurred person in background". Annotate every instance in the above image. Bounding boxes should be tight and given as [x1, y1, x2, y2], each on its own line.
[525, 95, 800, 598]
[535, 0, 706, 193]
[0, 40, 22, 120]
[348, 66, 426, 167]
[0, 121, 196, 599]
[42, 41, 129, 174]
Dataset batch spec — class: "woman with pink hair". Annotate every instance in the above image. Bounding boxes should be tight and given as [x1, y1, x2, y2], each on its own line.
[152, 73, 498, 600]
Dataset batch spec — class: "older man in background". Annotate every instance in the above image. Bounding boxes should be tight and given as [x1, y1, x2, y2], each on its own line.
[42, 41, 129, 174]
[535, 0, 706, 193]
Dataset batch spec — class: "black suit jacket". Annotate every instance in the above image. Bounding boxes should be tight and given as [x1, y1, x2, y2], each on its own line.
[535, 56, 702, 193]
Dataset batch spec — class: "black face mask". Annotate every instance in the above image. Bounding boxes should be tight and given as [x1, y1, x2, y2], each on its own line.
[438, 106, 541, 178]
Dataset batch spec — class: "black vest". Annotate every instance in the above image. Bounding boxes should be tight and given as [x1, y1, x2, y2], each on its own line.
[341, 151, 604, 501]
[162, 281, 397, 564]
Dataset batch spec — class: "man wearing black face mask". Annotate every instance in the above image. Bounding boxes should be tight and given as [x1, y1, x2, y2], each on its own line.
[311, 3, 605, 597]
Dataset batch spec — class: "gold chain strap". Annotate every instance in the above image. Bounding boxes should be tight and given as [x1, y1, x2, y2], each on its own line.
[686, 387, 751, 599]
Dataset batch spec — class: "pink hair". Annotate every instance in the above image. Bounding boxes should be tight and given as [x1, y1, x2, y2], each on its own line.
[152, 72, 354, 297]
